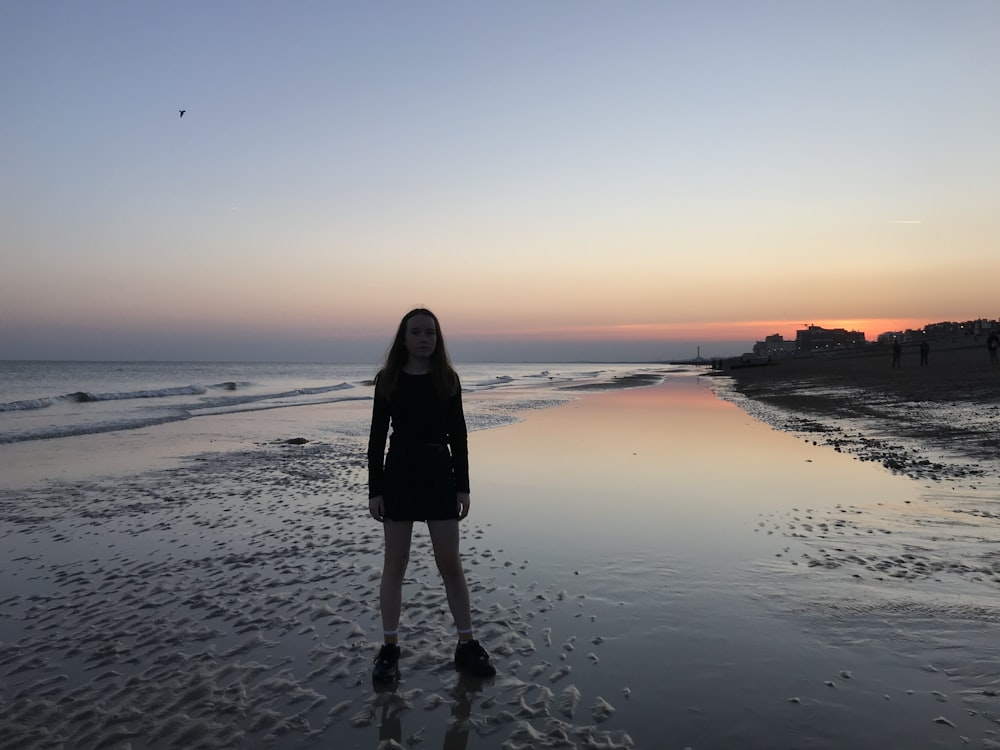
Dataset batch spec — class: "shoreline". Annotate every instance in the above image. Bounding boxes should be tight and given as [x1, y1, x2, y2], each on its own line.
[710, 344, 1000, 486]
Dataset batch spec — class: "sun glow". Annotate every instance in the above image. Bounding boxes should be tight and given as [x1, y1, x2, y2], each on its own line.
[465, 318, 934, 343]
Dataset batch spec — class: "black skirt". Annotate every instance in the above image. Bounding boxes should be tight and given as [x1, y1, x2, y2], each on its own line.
[382, 443, 459, 522]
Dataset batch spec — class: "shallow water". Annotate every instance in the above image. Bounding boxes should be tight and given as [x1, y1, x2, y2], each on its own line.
[470, 375, 1000, 748]
[0, 360, 653, 445]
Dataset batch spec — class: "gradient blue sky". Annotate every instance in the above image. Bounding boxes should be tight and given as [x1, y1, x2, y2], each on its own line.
[2, 1, 998, 362]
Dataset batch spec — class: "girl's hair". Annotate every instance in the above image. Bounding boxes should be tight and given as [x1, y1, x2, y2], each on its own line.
[375, 308, 459, 399]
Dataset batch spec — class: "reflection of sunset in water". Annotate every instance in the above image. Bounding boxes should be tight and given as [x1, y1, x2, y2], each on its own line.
[471, 374, 922, 561]
[462, 374, 1000, 750]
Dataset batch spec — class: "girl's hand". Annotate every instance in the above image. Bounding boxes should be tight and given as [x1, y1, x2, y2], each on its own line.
[369, 495, 384, 521]
[457, 492, 470, 520]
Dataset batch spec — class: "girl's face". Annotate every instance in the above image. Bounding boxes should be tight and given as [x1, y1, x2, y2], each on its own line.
[404, 314, 437, 361]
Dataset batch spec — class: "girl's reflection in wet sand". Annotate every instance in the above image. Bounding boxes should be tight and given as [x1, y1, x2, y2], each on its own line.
[375, 673, 488, 750]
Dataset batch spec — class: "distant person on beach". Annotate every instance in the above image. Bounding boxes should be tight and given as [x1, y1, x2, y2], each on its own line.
[919, 339, 929, 366]
[366, 308, 496, 685]
[988, 332, 999, 364]
[891, 339, 902, 368]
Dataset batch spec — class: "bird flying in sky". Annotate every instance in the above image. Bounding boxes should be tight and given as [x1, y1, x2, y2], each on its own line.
[179, 110, 186, 118]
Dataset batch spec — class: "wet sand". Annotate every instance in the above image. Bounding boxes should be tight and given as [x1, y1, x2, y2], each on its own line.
[714, 343, 1000, 482]
[3, 372, 1000, 749]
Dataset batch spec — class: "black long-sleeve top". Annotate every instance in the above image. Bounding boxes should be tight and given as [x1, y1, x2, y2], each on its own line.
[367, 372, 470, 499]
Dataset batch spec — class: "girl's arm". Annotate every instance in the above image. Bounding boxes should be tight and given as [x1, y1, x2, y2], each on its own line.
[447, 390, 470, 494]
[367, 392, 391, 499]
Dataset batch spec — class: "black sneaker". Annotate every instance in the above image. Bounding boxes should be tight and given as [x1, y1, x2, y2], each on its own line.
[373, 643, 400, 684]
[454, 639, 496, 678]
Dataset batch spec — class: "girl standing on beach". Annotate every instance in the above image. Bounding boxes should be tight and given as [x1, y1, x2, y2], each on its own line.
[366, 308, 496, 684]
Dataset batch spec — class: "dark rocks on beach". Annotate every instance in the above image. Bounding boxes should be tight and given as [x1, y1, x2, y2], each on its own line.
[284, 437, 309, 445]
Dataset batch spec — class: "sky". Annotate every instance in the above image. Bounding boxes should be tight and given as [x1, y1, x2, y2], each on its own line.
[2, 1, 998, 363]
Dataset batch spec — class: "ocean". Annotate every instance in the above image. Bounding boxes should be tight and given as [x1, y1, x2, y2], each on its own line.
[0, 360, 670, 445]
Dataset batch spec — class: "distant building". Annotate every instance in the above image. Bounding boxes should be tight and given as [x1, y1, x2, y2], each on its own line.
[753, 333, 797, 358]
[876, 318, 1000, 344]
[966, 319, 999, 336]
[795, 325, 866, 352]
[877, 331, 902, 346]
[923, 322, 961, 340]
[744, 318, 1000, 359]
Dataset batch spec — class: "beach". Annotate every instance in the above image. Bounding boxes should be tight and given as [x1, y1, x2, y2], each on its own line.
[2, 363, 1000, 749]
[715, 343, 1000, 482]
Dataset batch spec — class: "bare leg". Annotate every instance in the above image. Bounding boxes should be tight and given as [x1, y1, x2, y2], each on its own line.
[427, 519, 472, 633]
[380, 521, 414, 637]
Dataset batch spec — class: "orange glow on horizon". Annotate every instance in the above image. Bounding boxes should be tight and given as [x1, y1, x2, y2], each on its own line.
[461, 317, 935, 343]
